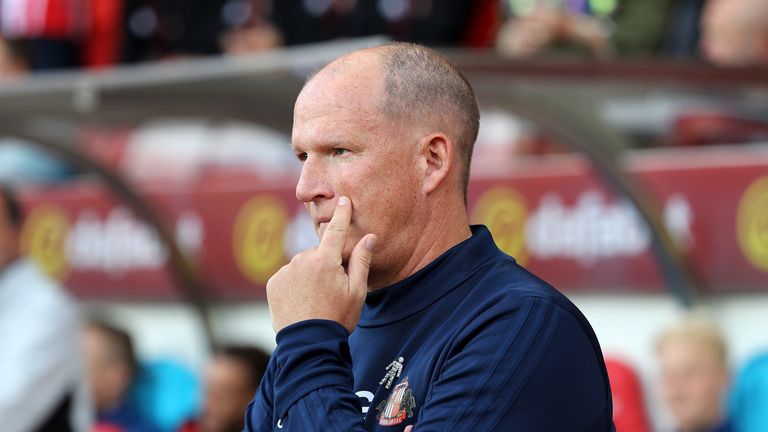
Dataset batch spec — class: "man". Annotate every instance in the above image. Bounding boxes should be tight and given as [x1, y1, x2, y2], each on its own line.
[495, 0, 675, 60]
[182, 346, 270, 432]
[0, 185, 90, 431]
[656, 314, 732, 432]
[245, 43, 613, 431]
[83, 319, 157, 432]
[268, 0, 477, 47]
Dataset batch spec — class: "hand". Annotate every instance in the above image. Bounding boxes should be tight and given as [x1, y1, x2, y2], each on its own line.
[497, 6, 566, 57]
[220, 23, 283, 55]
[564, 14, 612, 58]
[496, 6, 610, 59]
[266, 196, 377, 333]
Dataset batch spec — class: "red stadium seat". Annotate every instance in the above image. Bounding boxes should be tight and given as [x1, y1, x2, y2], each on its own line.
[604, 356, 652, 432]
[462, 0, 501, 48]
[92, 422, 125, 432]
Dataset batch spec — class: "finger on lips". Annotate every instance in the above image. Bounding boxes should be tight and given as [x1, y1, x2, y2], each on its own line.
[348, 233, 376, 294]
[319, 196, 352, 256]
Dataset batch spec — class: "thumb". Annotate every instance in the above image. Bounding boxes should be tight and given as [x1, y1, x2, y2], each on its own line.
[348, 234, 377, 295]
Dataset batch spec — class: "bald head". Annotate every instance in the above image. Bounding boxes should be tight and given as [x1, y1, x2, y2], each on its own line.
[303, 43, 480, 198]
[292, 43, 476, 288]
[656, 314, 730, 432]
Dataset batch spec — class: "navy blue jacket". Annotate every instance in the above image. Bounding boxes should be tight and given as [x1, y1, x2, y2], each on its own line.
[245, 225, 613, 431]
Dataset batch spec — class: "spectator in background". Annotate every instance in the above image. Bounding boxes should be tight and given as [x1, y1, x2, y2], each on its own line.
[121, 0, 229, 63]
[123, 1, 493, 62]
[218, 0, 282, 55]
[11, 0, 491, 65]
[0, 185, 90, 432]
[0, 0, 87, 69]
[0, 0, 123, 70]
[662, 0, 707, 60]
[656, 313, 733, 432]
[699, 0, 768, 66]
[82, 0, 124, 69]
[83, 319, 157, 432]
[495, 0, 707, 60]
[269, 0, 482, 47]
[0, 37, 29, 76]
[180, 345, 270, 432]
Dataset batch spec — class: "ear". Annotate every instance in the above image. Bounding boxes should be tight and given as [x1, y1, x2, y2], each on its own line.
[418, 133, 454, 195]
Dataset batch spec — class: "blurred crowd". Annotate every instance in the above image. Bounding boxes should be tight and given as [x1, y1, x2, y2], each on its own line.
[2, 181, 768, 431]
[1, 2, 768, 432]
[0, 0, 765, 187]
[0, 0, 766, 77]
[1, 181, 273, 432]
[0, 0, 766, 187]
[83, 319, 270, 432]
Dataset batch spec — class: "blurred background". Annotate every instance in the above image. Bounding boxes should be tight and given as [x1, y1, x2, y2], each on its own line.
[1, 0, 768, 431]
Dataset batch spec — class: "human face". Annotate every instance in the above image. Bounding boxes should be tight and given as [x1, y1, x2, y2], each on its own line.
[202, 356, 256, 432]
[82, 326, 132, 411]
[291, 57, 423, 275]
[658, 340, 728, 432]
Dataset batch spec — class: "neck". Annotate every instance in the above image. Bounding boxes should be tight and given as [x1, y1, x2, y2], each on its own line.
[368, 195, 471, 290]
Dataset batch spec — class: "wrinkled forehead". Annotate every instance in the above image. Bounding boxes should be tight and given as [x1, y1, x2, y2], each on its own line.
[296, 52, 387, 113]
[293, 66, 390, 141]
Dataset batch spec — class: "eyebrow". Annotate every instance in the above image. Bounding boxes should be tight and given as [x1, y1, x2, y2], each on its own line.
[291, 140, 354, 152]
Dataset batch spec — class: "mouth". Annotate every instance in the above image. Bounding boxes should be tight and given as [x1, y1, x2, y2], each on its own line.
[315, 217, 331, 237]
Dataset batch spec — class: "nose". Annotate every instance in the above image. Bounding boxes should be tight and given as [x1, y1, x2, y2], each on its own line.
[295, 156, 334, 203]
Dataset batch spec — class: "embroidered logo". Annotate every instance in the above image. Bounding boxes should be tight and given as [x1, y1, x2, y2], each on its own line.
[379, 356, 404, 390]
[376, 377, 416, 426]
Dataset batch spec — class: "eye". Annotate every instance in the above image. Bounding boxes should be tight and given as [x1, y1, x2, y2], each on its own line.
[333, 148, 349, 156]
[296, 152, 308, 162]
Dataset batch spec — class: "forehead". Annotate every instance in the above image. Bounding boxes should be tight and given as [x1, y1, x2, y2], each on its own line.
[659, 338, 720, 363]
[292, 56, 388, 141]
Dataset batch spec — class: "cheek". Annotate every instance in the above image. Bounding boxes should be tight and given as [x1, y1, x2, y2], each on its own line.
[696, 372, 724, 396]
[339, 155, 420, 229]
[349, 183, 409, 233]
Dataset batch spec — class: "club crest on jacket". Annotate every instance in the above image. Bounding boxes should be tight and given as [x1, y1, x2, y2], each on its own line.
[376, 377, 415, 426]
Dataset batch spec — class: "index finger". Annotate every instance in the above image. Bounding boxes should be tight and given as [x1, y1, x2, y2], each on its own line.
[319, 196, 352, 258]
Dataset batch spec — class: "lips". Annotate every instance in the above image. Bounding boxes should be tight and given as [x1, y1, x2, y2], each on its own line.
[315, 216, 331, 228]
[314, 215, 331, 238]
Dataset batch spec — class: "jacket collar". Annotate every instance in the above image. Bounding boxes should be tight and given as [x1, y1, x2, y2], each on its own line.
[358, 225, 501, 327]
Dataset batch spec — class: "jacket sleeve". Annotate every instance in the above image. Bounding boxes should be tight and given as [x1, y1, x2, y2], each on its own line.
[243, 319, 364, 432]
[244, 298, 613, 432]
[243, 357, 276, 431]
[413, 296, 613, 432]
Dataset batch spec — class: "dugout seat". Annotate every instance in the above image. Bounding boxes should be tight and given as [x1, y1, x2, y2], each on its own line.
[604, 356, 652, 432]
[730, 352, 768, 432]
[129, 359, 201, 432]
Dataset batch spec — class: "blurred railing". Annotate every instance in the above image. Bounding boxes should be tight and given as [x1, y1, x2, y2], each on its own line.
[5, 38, 768, 347]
